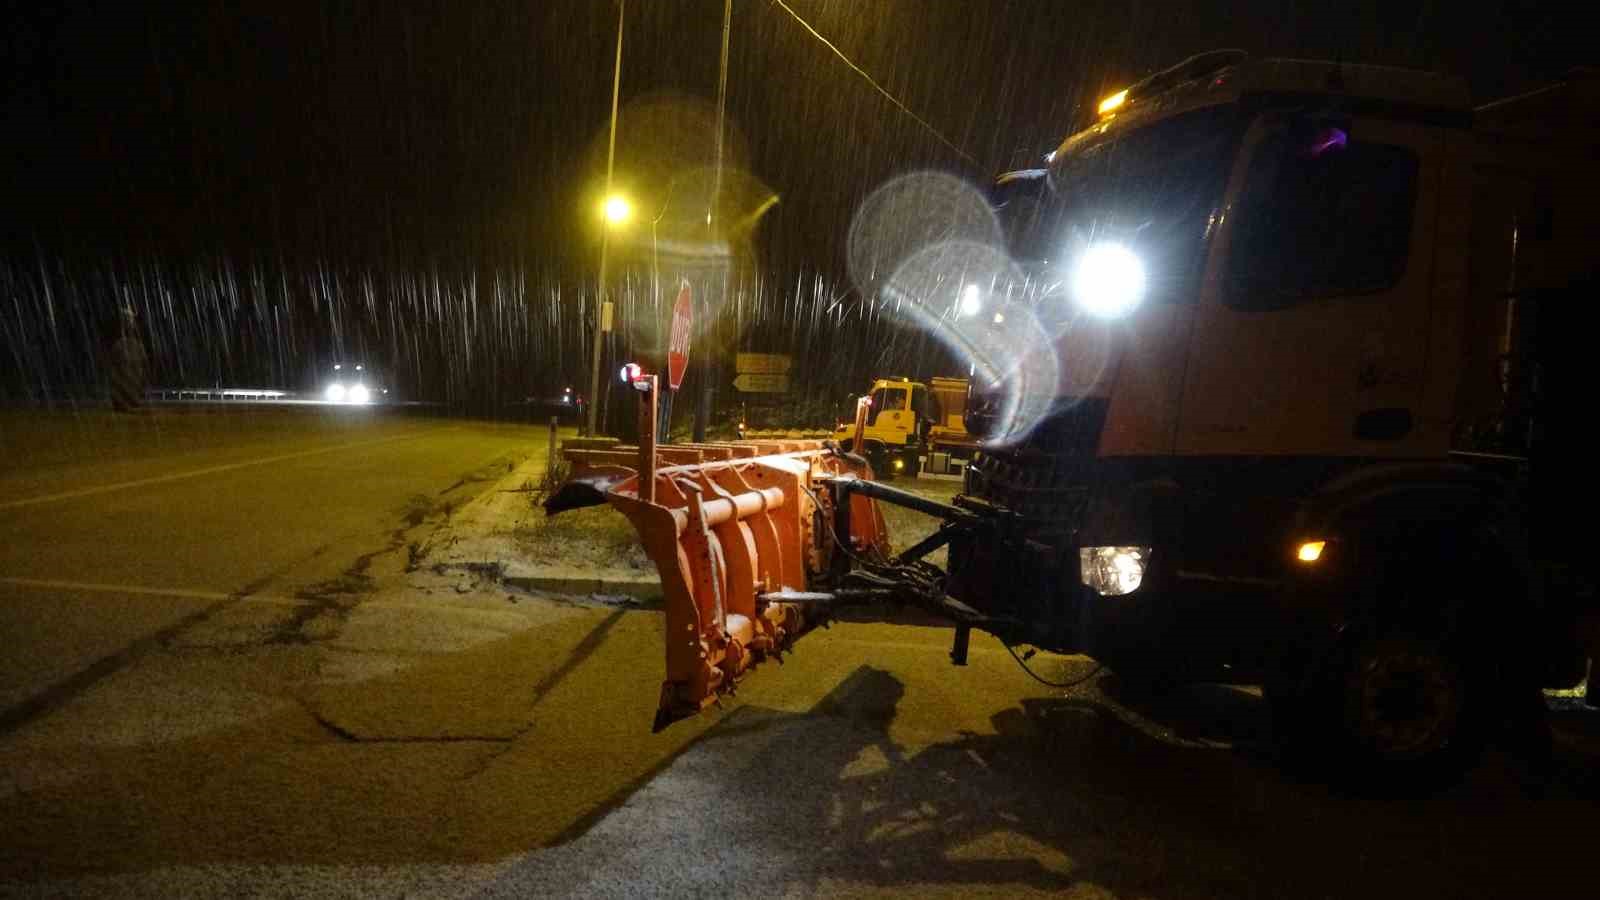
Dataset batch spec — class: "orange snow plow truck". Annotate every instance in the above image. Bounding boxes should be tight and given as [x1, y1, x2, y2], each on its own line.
[550, 52, 1599, 778]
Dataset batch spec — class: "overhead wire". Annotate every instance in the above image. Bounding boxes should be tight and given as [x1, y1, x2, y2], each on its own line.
[767, 0, 978, 166]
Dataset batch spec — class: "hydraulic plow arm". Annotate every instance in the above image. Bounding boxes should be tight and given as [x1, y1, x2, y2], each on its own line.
[552, 377, 893, 730]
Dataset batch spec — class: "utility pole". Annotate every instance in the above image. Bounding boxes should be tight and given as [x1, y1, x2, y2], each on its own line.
[694, 0, 733, 442]
[712, 0, 731, 222]
[586, 0, 626, 436]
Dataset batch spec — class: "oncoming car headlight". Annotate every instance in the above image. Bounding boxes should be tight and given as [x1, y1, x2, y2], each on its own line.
[348, 384, 371, 404]
[1079, 546, 1151, 596]
[324, 383, 347, 402]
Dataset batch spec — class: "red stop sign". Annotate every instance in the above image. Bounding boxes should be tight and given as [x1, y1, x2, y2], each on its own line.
[667, 281, 692, 391]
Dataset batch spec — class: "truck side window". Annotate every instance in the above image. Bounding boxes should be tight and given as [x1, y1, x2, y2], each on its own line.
[1223, 131, 1419, 311]
[867, 388, 893, 424]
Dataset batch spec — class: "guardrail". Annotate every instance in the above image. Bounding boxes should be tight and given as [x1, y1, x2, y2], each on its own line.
[147, 387, 295, 402]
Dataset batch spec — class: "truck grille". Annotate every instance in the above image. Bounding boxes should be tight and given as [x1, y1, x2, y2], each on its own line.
[966, 397, 1109, 535]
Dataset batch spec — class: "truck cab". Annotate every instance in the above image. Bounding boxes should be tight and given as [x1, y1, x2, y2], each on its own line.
[950, 51, 1598, 774]
[832, 377, 935, 477]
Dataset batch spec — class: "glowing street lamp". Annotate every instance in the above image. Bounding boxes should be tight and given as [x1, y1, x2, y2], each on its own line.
[602, 194, 633, 226]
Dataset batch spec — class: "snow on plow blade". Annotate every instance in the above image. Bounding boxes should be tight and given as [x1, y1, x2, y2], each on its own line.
[549, 378, 889, 731]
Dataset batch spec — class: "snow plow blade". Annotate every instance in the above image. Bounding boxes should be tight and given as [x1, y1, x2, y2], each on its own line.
[543, 467, 635, 514]
[552, 378, 890, 730]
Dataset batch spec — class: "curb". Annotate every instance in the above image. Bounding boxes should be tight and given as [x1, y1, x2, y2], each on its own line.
[502, 573, 663, 604]
[428, 437, 665, 605]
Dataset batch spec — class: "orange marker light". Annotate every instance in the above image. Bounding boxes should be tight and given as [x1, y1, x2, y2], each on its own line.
[1297, 540, 1326, 563]
[1098, 89, 1128, 116]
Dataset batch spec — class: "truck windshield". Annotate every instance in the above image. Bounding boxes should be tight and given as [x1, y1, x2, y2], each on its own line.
[1000, 105, 1244, 306]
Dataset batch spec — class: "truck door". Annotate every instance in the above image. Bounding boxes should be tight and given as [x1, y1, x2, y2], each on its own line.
[869, 384, 916, 444]
[1177, 114, 1449, 458]
[911, 384, 936, 440]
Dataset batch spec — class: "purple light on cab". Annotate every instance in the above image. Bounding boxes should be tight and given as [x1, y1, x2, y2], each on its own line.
[1308, 127, 1349, 157]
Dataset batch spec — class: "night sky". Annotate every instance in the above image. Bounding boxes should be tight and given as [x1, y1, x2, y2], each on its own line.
[1, 1, 1593, 409]
[7, 0, 1589, 266]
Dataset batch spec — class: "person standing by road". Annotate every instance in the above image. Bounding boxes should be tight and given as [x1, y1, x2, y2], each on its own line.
[103, 305, 148, 412]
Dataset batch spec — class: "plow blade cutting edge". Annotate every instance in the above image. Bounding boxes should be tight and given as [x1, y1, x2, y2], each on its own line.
[549, 378, 891, 731]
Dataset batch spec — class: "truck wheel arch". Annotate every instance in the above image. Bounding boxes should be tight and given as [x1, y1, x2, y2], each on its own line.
[1288, 463, 1539, 688]
[1301, 466, 1526, 610]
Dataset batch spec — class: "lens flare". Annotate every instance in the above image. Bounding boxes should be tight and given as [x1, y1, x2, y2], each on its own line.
[960, 284, 982, 317]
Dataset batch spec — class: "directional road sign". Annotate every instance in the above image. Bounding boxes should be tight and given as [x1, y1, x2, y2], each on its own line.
[732, 373, 791, 393]
[735, 353, 792, 375]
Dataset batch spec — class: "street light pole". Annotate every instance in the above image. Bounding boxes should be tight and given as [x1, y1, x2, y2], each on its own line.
[694, 0, 733, 443]
[586, 0, 626, 436]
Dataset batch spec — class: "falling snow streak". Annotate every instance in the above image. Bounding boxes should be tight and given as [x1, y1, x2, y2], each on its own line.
[0, 249, 970, 425]
[7, 1, 1561, 424]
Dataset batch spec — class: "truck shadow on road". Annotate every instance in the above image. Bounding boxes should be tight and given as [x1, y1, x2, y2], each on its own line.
[505, 665, 1596, 898]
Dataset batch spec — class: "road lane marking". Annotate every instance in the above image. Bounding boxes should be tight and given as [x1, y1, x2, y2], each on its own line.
[0, 576, 235, 601]
[0, 430, 434, 511]
[0, 575, 549, 615]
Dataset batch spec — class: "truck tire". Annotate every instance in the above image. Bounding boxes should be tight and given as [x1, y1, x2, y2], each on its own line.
[900, 448, 921, 478]
[1273, 625, 1488, 789]
[863, 442, 895, 481]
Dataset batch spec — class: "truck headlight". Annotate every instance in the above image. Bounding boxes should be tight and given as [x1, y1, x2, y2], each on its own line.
[1079, 546, 1151, 596]
[348, 384, 371, 404]
[325, 383, 346, 402]
[1071, 243, 1145, 318]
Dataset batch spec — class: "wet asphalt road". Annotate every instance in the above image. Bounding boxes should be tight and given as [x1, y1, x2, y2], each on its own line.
[1, 406, 1596, 898]
[0, 407, 549, 721]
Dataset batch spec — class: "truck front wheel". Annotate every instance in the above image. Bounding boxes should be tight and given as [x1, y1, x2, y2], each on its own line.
[1338, 631, 1473, 765]
[899, 448, 921, 478]
[861, 442, 896, 481]
[1273, 626, 1487, 787]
